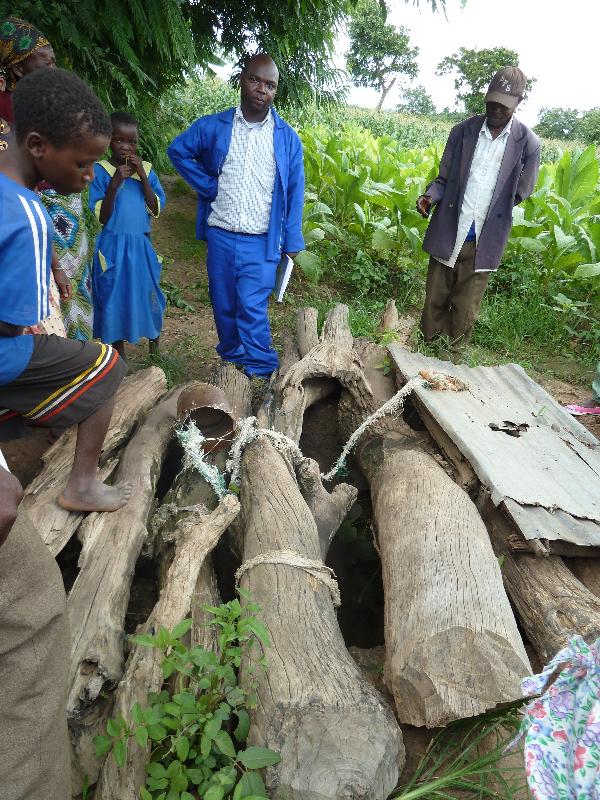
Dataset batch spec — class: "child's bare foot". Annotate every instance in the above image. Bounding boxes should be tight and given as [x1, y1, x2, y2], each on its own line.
[58, 480, 133, 512]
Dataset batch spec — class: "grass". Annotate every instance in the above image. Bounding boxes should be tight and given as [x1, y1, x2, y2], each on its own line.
[393, 704, 528, 800]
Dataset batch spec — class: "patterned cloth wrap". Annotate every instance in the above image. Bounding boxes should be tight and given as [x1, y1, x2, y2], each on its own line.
[41, 189, 94, 340]
[0, 17, 49, 89]
[513, 636, 600, 799]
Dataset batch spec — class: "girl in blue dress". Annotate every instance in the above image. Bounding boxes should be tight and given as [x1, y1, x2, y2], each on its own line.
[89, 111, 166, 360]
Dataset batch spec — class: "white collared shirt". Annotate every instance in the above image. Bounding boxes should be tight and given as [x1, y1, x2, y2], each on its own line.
[437, 117, 513, 269]
[208, 106, 277, 235]
[0, 448, 8, 471]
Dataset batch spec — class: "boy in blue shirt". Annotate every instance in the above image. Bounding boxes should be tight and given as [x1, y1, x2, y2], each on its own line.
[0, 68, 130, 513]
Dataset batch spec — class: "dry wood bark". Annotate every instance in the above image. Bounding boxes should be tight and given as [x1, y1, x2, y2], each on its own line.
[339, 340, 530, 727]
[296, 306, 319, 357]
[19, 367, 167, 556]
[96, 496, 240, 800]
[238, 437, 404, 800]
[484, 498, 600, 664]
[568, 558, 600, 597]
[271, 305, 370, 443]
[67, 388, 182, 788]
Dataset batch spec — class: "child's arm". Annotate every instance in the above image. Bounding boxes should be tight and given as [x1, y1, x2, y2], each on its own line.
[98, 164, 133, 225]
[129, 156, 158, 216]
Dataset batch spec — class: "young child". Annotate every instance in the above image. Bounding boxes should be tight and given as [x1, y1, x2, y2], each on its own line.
[0, 68, 131, 507]
[90, 111, 166, 360]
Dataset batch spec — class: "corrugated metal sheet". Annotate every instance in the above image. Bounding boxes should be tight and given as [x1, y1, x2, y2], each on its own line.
[388, 346, 600, 546]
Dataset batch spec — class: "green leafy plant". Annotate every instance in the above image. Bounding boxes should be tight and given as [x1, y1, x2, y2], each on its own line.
[161, 280, 196, 312]
[95, 595, 278, 800]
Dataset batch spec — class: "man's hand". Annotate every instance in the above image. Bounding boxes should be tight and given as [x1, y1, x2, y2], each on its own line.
[128, 154, 146, 179]
[52, 267, 72, 301]
[110, 163, 133, 188]
[416, 194, 433, 218]
[0, 466, 23, 549]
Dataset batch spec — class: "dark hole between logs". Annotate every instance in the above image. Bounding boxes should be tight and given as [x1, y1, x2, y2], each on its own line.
[300, 393, 385, 649]
[56, 534, 82, 594]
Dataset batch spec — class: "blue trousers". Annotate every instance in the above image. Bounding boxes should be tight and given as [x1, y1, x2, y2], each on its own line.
[206, 226, 279, 377]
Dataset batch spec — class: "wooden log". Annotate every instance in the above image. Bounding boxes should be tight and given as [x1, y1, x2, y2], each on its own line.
[484, 497, 600, 664]
[271, 305, 369, 443]
[96, 496, 240, 800]
[66, 388, 182, 788]
[338, 340, 530, 728]
[18, 367, 167, 556]
[373, 445, 531, 727]
[239, 438, 404, 799]
[296, 306, 319, 357]
[376, 299, 399, 333]
[296, 456, 357, 557]
[568, 558, 600, 597]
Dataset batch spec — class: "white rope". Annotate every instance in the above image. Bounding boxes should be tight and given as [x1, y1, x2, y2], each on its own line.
[235, 549, 341, 607]
[176, 422, 228, 498]
[178, 369, 468, 497]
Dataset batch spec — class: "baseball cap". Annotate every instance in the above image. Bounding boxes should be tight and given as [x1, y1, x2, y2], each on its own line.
[485, 67, 526, 110]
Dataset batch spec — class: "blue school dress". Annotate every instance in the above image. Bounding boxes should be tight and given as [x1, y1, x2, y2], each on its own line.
[89, 160, 166, 343]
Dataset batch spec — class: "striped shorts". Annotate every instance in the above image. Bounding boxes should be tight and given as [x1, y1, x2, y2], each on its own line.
[0, 334, 126, 441]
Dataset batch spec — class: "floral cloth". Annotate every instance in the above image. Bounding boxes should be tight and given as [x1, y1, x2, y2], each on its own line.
[516, 636, 600, 800]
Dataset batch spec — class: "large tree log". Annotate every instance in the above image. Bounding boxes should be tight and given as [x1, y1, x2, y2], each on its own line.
[568, 558, 600, 597]
[239, 438, 404, 800]
[18, 367, 167, 556]
[96, 496, 240, 800]
[271, 305, 372, 443]
[483, 496, 600, 664]
[67, 388, 182, 789]
[339, 340, 530, 727]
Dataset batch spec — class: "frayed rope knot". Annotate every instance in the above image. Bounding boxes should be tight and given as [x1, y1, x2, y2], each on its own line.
[235, 549, 341, 607]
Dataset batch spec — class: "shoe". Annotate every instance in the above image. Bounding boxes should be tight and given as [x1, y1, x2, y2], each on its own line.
[564, 404, 600, 416]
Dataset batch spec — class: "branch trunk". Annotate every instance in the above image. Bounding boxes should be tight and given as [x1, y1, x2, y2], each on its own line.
[339, 341, 530, 727]
[376, 76, 396, 112]
[239, 438, 404, 799]
[67, 388, 181, 789]
[95, 496, 240, 800]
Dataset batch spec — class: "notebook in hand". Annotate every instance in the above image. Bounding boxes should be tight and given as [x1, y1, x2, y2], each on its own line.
[273, 253, 294, 303]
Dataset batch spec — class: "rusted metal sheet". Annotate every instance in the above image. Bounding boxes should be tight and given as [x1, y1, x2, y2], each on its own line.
[388, 346, 600, 546]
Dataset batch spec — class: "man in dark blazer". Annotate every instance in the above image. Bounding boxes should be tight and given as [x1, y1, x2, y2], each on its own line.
[416, 67, 540, 349]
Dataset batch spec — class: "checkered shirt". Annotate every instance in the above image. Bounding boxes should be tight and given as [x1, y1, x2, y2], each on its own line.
[208, 107, 276, 235]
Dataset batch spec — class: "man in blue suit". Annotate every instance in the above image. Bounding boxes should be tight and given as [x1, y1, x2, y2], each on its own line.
[168, 54, 305, 378]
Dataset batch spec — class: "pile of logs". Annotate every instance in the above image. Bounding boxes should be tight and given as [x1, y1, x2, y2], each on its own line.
[21, 303, 600, 800]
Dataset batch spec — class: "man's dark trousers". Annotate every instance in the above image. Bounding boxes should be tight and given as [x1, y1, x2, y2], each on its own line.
[420, 240, 490, 345]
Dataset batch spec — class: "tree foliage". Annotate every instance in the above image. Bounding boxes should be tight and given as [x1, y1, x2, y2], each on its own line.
[436, 46, 534, 115]
[578, 109, 600, 146]
[346, 0, 418, 111]
[534, 107, 581, 140]
[397, 85, 436, 115]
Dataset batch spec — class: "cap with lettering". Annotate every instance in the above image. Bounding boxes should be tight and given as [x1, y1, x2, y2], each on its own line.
[485, 66, 526, 110]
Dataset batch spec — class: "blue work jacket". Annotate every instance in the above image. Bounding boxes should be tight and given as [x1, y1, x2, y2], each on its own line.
[167, 107, 305, 260]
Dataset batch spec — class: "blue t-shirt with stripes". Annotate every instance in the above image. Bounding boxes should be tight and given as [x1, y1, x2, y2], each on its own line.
[0, 172, 52, 385]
